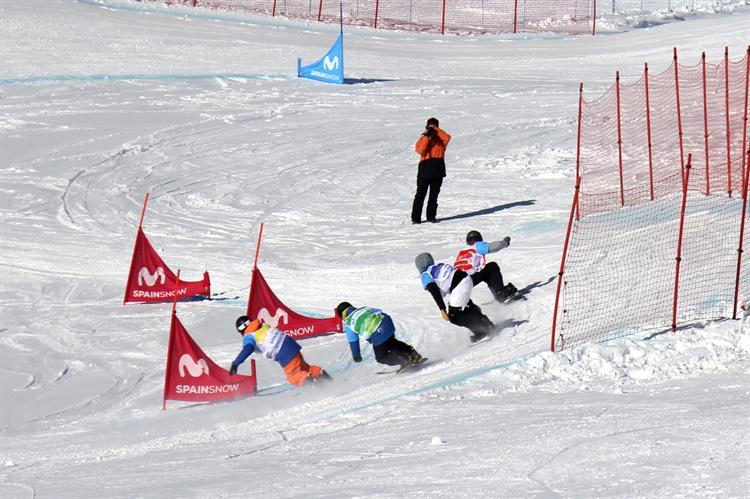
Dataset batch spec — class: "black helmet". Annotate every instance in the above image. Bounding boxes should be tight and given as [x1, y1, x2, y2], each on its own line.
[466, 230, 483, 245]
[336, 301, 353, 319]
[235, 315, 251, 333]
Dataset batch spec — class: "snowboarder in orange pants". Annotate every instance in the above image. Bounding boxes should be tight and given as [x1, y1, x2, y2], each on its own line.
[230, 315, 330, 387]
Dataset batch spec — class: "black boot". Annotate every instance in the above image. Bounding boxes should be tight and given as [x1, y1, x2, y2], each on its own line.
[470, 331, 488, 343]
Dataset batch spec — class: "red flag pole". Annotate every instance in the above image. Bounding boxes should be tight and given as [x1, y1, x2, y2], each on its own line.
[162, 270, 181, 411]
[252, 223, 265, 271]
[138, 192, 150, 229]
[124, 192, 151, 305]
[247, 224, 265, 316]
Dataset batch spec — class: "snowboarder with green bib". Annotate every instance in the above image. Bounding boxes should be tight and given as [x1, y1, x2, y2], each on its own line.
[336, 302, 424, 370]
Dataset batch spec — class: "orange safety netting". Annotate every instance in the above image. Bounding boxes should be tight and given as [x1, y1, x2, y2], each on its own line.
[552, 47, 750, 351]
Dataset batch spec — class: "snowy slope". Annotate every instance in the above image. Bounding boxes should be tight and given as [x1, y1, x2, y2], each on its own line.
[1, 0, 749, 497]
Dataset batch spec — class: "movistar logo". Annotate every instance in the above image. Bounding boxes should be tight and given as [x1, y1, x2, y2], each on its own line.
[258, 307, 289, 328]
[178, 354, 209, 378]
[138, 267, 166, 287]
[323, 56, 339, 71]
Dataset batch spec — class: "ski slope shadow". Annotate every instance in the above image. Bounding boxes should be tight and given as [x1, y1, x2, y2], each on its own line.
[515, 275, 555, 297]
[482, 275, 556, 306]
[437, 199, 536, 223]
[642, 317, 733, 342]
[344, 78, 396, 85]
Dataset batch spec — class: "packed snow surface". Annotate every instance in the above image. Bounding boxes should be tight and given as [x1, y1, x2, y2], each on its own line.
[1, 0, 748, 497]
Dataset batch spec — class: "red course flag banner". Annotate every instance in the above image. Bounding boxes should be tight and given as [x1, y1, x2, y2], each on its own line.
[247, 268, 342, 340]
[163, 312, 256, 407]
[124, 227, 210, 303]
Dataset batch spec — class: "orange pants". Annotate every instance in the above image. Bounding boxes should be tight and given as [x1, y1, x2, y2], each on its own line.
[282, 352, 323, 387]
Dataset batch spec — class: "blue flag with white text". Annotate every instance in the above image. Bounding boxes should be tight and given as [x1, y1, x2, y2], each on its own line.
[297, 32, 344, 85]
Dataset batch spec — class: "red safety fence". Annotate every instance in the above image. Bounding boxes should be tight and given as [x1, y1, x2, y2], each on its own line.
[577, 47, 749, 217]
[551, 47, 750, 352]
[141, 0, 595, 35]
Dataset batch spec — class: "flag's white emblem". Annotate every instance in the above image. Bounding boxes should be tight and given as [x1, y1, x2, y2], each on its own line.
[258, 307, 289, 328]
[138, 267, 166, 287]
[178, 354, 209, 378]
[323, 56, 339, 71]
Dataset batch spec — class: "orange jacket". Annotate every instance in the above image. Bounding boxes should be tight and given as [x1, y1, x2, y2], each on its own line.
[415, 127, 451, 161]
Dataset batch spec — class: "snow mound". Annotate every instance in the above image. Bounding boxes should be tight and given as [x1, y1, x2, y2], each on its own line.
[481, 316, 749, 394]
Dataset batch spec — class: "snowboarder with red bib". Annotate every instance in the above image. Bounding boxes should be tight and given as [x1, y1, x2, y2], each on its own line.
[230, 315, 330, 387]
[415, 252, 495, 342]
[454, 230, 517, 302]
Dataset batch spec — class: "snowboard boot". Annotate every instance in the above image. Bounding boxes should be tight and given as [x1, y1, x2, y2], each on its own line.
[408, 350, 424, 365]
[397, 355, 412, 370]
[494, 283, 518, 302]
[310, 370, 333, 385]
[470, 331, 489, 343]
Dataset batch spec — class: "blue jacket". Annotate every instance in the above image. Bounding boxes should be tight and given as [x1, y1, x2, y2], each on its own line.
[233, 324, 301, 368]
[342, 307, 396, 359]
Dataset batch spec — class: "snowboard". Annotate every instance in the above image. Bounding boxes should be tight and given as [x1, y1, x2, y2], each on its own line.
[396, 357, 430, 374]
[376, 357, 430, 375]
[469, 333, 492, 346]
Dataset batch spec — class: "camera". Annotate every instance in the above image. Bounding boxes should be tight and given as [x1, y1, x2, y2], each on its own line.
[423, 127, 436, 138]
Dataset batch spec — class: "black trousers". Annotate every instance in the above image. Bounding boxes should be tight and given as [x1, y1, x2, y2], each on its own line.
[471, 262, 506, 300]
[373, 336, 418, 366]
[411, 176, 443, 223]
[448, 300, 494, 336]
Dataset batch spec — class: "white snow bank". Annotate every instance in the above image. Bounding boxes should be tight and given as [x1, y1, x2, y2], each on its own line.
[477, 316, 750, 394]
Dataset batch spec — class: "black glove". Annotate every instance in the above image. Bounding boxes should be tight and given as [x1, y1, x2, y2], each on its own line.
[229, 363, 238, 375]
[504, 236, 511, 245]
[353, 355, 362, 363]
[423, 127, 436, 138]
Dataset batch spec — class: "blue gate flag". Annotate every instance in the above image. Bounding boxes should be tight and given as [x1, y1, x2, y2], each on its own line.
[297, 32, 344, 85]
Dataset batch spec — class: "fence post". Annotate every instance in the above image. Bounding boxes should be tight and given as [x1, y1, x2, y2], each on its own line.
[575, 82, 583, 220]
[551, 178, 582, 352]
[373, 0, 379, 28]
[674, 47, 686, 178]
[552, 83, 585, 352]
[672, 154, 692, 332]
[733, 148, 750, 319]
[702, 52, 711, 195]
[272, 0, 277, 17]
[645, 63, 655, 200]
[725, 47, 733, 196]
[441, 0, 446, 34]
[592, 0, 597, 36]
[616, 71, 625, 207]
[513, 0, 518, 34]
[317, 0, 324, 21]
[742, 46, 750, 194]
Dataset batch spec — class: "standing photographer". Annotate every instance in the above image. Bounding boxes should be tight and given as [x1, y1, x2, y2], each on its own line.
[411, 117, 451, 224]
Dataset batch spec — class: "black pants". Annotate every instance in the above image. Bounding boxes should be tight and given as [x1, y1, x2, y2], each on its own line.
[373, 336, 418, 366]
[448, 300, 494, 336]
[471, 262, 507, 300]
[411, 176, 443, 223]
